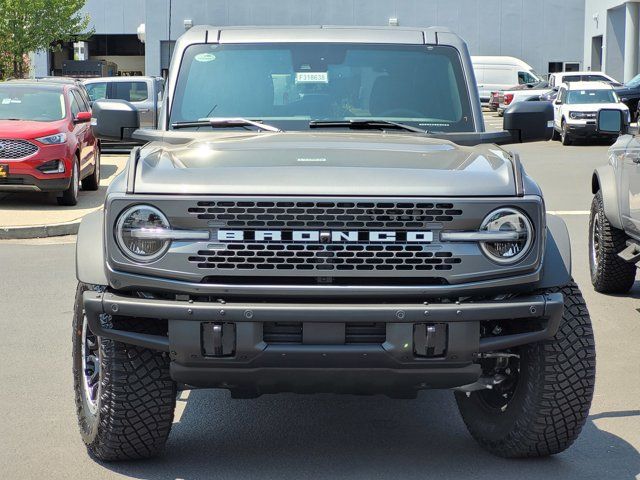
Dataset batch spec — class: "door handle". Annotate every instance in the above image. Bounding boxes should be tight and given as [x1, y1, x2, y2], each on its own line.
[137, 108, 150, 113]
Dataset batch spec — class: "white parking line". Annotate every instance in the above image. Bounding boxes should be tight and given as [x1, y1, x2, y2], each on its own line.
[173, 390, 190, 423]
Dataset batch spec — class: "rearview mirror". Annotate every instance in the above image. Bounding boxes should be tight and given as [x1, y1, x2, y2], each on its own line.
[596, 109, 626, 135]
[91, 99, 140, 141]
[503, 101, 554, 143]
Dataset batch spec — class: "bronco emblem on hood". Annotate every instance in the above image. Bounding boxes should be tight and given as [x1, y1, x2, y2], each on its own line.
[216, 230, 434, 243]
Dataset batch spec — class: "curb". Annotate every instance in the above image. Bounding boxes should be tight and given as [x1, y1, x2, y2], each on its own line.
[0, 218, 82, 240]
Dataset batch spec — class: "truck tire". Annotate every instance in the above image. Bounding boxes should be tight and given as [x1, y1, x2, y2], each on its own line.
[589, 191, 637, 293]
[560, 120, 572, 145]
[454, 282, 595, 458]
[72, 283, 176, 461]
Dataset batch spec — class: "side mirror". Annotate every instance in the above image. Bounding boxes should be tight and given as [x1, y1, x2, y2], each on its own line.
[503, 101, 553, 143]
[554, 99, 562, 105]
[74, 111, 92, 124]
[91, 99, 140, 141]
[596, 109, 627, 135]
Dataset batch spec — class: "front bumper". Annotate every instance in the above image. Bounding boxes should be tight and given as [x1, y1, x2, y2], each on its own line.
[0, 142, 72, 192]
[83, 290, 564, 395]
[565, 121, 612, 137]
[0, 174, 70, 192]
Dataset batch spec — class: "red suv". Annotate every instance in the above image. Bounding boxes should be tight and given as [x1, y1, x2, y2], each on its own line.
[0, 81, 100, 205]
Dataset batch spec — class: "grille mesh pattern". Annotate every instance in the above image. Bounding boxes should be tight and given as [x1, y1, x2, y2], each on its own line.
[0, 139, 38, 159]
[188, 244, 461, 272]
[188, 200, 463, 228]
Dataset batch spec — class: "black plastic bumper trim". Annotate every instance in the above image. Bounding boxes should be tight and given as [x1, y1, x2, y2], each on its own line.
[169, 363, 483, 392]
[0, 174, 70, 192]
[82, 291, 564, 354]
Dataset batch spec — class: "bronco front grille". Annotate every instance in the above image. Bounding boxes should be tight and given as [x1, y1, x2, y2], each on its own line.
[185, 199, 464, 274]
[108, 195, 543, 283]
[188, 200, 463, 228]
[0, 139, 38, 159]
[188, 245, 461, 272]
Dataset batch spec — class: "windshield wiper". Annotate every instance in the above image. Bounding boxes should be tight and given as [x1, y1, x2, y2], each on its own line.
[172, 117, 283, 132]
[309, 119, 428, 134]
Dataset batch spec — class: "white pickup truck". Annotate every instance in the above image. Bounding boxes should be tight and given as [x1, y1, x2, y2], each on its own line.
[497, 82, 552, 116]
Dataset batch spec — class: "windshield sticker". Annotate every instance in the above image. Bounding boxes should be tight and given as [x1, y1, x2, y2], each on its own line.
[1, 98, 10, 104]
[295, 72, 329, 84]
[194, 53, 216, 63]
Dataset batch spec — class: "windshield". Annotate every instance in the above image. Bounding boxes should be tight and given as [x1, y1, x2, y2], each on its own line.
[170, 43, 474, 132]
[566, 89, 616, 104]
[625, 74, 640, 88]
[0, 85, 65, 121]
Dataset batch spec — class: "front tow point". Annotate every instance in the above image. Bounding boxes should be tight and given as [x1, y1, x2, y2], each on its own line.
[413, 323, 448, 357]
[202, 322, 235, 357]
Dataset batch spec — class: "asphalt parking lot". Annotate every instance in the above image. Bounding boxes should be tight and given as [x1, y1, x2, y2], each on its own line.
[1, 125, 639, 479]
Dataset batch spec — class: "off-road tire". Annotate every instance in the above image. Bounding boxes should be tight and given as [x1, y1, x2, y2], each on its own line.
[589, 191, 637, 293]
[73, 283, 176, 461]
[455, 281, 596, 458]
[81, 147, 100, 191]
[560, 120, 572, 145]
[58, 157, 79, 206]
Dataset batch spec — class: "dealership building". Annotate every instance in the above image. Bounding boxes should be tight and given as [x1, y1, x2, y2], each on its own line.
[34, 0, 640, 82]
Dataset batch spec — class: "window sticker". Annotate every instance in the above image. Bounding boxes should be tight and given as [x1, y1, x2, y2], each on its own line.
[1, 98, 10, 104]
[194, 53, 216, 63]
[295, 72, 329, 84]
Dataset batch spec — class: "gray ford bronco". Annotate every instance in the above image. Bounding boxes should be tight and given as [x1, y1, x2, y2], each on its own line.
[73, 26, 596, 461]
[589, 109, 640, 293]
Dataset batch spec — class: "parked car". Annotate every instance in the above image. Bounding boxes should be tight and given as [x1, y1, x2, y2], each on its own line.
[471, 56, 542, 104]
[83, 76, 164, 129]
[614, 73, 640, 122]
[10, 77, 93, 109]
[75, 25, 595, 462]
[548, 71, 621, 89]
[498, 81, 552, 116]
[0, 80, 100, 205]
[488, 91, 500, 111]
[552, 81, 629, 145]
[589, 109, 640, 293]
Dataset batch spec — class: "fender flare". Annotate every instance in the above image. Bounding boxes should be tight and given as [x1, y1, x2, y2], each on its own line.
[76, 209, 108, 286]
[592, 165, 623, 229]
[537, 214, 572, 289]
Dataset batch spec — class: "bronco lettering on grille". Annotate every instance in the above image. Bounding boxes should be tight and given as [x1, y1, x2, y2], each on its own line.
[216, 230, 434, 243]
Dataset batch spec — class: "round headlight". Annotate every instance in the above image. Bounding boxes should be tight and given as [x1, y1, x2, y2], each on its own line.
[479, 208, 533, 264]
[115, 205, 171, 262]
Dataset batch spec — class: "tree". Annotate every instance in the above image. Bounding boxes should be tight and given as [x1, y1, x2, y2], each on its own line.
[0, 0, 91, 79]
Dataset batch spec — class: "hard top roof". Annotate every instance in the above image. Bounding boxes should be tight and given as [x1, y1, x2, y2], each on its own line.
[83, 76, 161, 84]
[177, 25, 461, 45]
[553, 71, 612, 77]
[563, 81, 613, 90]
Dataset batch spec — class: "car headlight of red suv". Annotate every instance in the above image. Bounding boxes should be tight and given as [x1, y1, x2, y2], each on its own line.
[36, 133, 67, 144]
